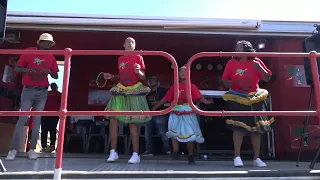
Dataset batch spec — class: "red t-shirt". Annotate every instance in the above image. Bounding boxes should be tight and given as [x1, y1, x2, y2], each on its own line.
[44, 90, 61, 111]
[118, 55, 145, 86]
[16, 47, 59, 87]
[222, 58, 272, 93]
[164, 83, 203, 105]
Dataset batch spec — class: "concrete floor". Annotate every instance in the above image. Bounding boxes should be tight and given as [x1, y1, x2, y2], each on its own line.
[0, 154, 320, 179]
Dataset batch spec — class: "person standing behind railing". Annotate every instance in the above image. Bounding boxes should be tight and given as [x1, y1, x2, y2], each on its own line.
[41, 83, 61, 153]
[5, 33, 59, 160]
[221, 40, 274, 167]
[152, 66, 213, 165]
[102, 37, 151, 164]
[143, 76, 171, 156]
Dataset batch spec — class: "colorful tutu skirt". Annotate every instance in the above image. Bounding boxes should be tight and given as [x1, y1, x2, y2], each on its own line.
[223, 88, 275, 135]
[166, 104, 204, 143]
[105, 82, 152, 124]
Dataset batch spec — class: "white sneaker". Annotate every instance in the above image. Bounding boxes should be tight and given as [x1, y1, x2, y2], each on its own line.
[128, 152, 140, 164]
[107, 149, 119, 163]
[234, 156, 244, 167]
[5, 149, 17, 161]
[253, 158, 267, 167]
[28, 149, 38, 160]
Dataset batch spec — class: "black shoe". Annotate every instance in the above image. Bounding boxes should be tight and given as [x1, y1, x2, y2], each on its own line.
[45, 145, 56, 153]
[172, 152, 180, 160]
[142, 151, 153, 156]
[40, 147, 47, 152]
[188, 155, 195, 165]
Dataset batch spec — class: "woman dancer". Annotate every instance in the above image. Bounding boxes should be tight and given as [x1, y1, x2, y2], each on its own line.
[222, 40, 274, 167]
[102, 37, 151, 164]
[153, 66, 212, 164]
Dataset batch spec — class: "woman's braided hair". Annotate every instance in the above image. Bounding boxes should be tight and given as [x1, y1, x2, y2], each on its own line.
[234, 40, 257, 60]
[236, 40, 256, 52]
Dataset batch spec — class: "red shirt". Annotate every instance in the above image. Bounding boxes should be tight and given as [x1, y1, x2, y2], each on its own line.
[222, 58, 272, 93]
[164, 83, 203, 105]
[44, 90, 61, 111]
[118, 55, 145, 86]
[16, 47, 59, 87]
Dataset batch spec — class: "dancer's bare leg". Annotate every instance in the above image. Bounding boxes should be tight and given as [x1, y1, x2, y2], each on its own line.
[109, 118, 118, 150]
[129, 124, 139, 153]
[171, 138, 180, 160]
[128, 124, 141, 164]
[107, 118, 119, 162]
[187, 142, 195, 165]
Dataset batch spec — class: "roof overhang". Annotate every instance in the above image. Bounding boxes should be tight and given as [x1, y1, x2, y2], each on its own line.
[5, 11, 320, 37]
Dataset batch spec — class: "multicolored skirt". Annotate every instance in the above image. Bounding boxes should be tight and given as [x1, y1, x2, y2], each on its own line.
[222, 89, 275, 135]
[105, 82, 152, 124]
[166, 104, 204, 143]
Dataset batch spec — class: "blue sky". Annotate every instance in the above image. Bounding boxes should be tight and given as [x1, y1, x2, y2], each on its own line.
[48, 66, 64, 92]
[7, 0, 320, 22]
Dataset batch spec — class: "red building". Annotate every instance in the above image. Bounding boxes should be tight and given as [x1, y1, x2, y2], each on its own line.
[0, 11, 318, 160]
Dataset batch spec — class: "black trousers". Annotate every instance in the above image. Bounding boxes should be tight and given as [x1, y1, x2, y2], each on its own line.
[41, 116, 59, 148]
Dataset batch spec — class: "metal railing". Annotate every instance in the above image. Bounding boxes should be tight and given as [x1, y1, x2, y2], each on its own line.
[185, 51, 320, 120]
[0, 49, 180, 180]
[1, 49, 320, 180]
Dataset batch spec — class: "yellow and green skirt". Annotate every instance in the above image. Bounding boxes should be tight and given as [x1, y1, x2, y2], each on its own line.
[105, 82, 152, 124]
[222, 88, 275, 135]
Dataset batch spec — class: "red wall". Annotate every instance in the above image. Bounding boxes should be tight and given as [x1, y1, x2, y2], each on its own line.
[61, 33, 274, 112]
[265, 37, 319, 158]
[1, 30, 316, 159]
[1, 30, 235, 116]
[0, 55, 22, 123]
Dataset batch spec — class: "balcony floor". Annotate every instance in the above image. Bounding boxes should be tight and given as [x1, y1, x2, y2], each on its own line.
[0, 154, 320, 179]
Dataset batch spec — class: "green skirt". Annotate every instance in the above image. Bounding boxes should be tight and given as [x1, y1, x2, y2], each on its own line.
[105, 82, 152, 124]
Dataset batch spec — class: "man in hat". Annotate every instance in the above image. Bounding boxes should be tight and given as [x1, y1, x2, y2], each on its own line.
[6, 33, 59, 160]
[143, 76, 171, 156]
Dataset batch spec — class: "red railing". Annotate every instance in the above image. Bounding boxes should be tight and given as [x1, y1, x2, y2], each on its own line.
[185, 51, 320, 121]
[2, 49, 320, 179]
[0, 49, 180, 180]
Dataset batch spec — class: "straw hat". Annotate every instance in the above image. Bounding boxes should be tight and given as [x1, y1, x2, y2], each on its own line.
[37, 33, 55, 46]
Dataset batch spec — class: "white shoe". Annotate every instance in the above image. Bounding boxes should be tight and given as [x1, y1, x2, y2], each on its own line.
[107, 149, 119, 163]
[234, 156, 244, 167]
[253, 158, 267, 167]
[5, 149, 17, 161]
[28, 149, 38, 160]
[128, 152, 140, 164]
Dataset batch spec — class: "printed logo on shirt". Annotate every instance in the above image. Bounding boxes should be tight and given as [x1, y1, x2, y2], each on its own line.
[178, 89, 185, 97]
[148, 95, 156, 102]
[33, 58, 45, 65]
[32, 58, 48, 81]
[235, 68, 248, 76]
[119, 62, 128, 69]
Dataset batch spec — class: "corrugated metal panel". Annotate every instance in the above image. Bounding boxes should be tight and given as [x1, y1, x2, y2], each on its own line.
[259, 21, 317, 36]
[4, 11, 319, 37]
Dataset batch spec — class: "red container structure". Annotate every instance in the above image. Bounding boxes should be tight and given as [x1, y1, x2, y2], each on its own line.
[0, 49, 319, 180]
